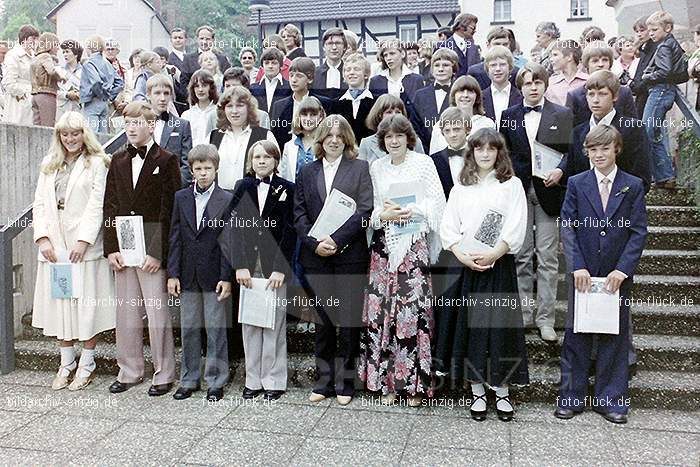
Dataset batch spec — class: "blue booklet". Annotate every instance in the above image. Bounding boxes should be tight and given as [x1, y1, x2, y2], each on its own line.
[391, 194, 420, 235]
[50, 264, 74, 299]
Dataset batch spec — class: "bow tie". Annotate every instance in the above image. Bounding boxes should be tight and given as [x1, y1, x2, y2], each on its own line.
[524, 105, 543, 114]
[349, 89, 365, 99]
[159, 111, 169, 122]
[447, 148, 463, 158]
[255, 176, 271, 186]
[128, 145, 147, 159]
[434, 83, 450, 93]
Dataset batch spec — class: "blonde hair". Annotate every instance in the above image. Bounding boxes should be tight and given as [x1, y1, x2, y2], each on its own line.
[377, 38, 405, 70]
[646, 11, 674, 29]
[123, 101, 158, 123]
[42, 112, 109, 174]
[217, 86, 260, 130]
[482, 45, 513, 70]
[292, 96, 326, 135]
[314, 115, 358, 160]
[84, 35, 105, 53]
[198, 50, 221, 75]
[246, 140, 281, 175]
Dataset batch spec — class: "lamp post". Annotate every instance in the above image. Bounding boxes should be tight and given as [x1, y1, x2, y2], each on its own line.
[249, 0, 271, 54]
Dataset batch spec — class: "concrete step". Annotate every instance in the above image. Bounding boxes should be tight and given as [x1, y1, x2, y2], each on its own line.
[556, 274, 700, 304]
[645, 188, 696, 207]
[646, 226, 700, 250]
[12, 340, 699, 411]
[557, 249, 700, 276]
[647, 206, 700, 227]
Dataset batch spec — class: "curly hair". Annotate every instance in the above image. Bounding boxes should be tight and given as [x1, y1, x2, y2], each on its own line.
[376, 114, 417, 153]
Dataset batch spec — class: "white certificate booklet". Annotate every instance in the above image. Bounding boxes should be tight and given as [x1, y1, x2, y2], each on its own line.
[115, 215, 146, 267]
[238, 278, 283, 330]
[459, 207, 506, 255]
[386, 181, 425, 236]
[532, 141, 564, 180]
[574, 277, 620, 334]
[308, 188, 356, 240]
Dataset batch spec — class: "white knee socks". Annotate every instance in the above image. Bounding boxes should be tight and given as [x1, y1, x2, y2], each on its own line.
[77, 349, 96, 378]
[59, 346, 76, 377]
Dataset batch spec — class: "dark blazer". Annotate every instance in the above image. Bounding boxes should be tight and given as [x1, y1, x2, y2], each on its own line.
[331, 93, 376, 143]
[167, 185, 234, 290]
[269, 93, 333, 149]
[182, 50, 231, 88]
[436, 36, 481, 77]
[368, 73, 425, 105]
[103, 144, 182, 262]
[159, 114, 193, 186]
[294, 157, 373, 269]
[467, 62, 519, 89]
[410, 84, 451, 150]
[250, 78, 291, 113]
[312, 61, 347, 100]
[482, 85, 523, 123]
[287, 48, 306, 60]
[429, 148, 456, 199]
[499, 99, 573, 216]
[561, 169, 647, 280]
[167, 51, 188, 111]
[227, 175, 296, 276]
[209, 126, 270, 183]
[565, 114, 652, 193]
[565, 85, 637, 127]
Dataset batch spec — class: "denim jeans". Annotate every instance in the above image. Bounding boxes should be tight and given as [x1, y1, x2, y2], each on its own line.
[642, 84, 676, 182]
[82, 99, 109, 135]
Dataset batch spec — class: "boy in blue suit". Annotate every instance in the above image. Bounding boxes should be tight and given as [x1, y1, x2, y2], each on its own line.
[555, 124, 647, 424]
[167, 144, 234, 402]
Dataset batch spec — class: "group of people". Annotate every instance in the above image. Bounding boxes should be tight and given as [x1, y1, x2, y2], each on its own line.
[18, 10, 699, 425]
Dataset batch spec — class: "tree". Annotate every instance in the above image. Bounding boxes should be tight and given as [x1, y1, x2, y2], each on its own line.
[0, 0, 62, 40]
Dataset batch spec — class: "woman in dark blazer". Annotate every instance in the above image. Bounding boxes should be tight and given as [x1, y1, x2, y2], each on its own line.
[294, 114, 373, 406]
[369, 38, 425, 105]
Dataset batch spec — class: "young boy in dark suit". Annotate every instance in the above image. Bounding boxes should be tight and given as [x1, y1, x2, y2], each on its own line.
[555, 124, 647, 424]
[103, 101, 181, 397]
[481, 45, 523, 127]
[167, 144, 233, 402]
[332, 53, 375, 144]
[250, 47, 290, 114]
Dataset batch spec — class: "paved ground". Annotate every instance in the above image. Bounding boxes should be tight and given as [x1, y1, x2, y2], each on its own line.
[0, 370, 698, 466]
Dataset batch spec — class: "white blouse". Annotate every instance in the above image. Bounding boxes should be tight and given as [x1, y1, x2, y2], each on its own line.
[440, 171, 527, 256]
[370, 151, 446, 271]
[181, 103, 218, 146]
[217, 126, 277, 190]
[429, 114, 496, 155]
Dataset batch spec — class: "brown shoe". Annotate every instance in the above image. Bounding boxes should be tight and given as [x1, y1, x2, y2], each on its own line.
[655, 179, 676, 189]
[68, 368, 96, 391]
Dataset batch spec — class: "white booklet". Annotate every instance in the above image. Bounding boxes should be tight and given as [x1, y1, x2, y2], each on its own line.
[459, 207, 506, 255]
[532, 141, 564, 180]
[238, 278, 282, 330]
[49, 250, 83, 299]
[386, 181, 424, 236]
[115, 215, 146, 267]
[574, 277, 620, 334]
[308, 188, 356, 240]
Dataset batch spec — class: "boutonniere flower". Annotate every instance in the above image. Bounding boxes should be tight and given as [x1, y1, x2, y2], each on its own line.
[272, 185, 283, 196]
[615, 186, 630, 197]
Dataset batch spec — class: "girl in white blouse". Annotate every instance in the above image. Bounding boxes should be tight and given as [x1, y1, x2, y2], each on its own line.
[181, 69, 219, 146]
[437, 127, 529, 423]
[358, 114, 445, 407]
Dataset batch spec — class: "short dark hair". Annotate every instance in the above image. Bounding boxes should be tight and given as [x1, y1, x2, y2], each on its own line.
[188, 144, 220, 169]
[18, 24, 39, 43]
[486, 27, 510, 45]
[376, 114, 417, 153]
[153, 46, 169, 60]
[437, 27, 453, 39]
[516, 62, 550, 90]
[289, 57, 315, 80]
[322, 27, 347, 49]
[584, 124, 623, 156]
[128, 48, 144, 68]
[60, 39, 83, 62]
[260, 47, 284, 66]
[223, 67, 250, 88]
[171, 27, 186, 37]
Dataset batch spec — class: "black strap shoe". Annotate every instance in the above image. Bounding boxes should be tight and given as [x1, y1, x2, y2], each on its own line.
[242, 387, 264, 399]
[173, 385, 200, 400]
[108, 380, 141, 393]
[496, 395, 514, 422]
[207, 388, 224, 402]
[148, 383, 173, 397]
[470, 393, 487, 421]
[263, 390, 285, 401]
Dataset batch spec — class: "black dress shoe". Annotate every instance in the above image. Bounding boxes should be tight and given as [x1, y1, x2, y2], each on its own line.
[242, 387, 264, 399]
[108, 380, 140, 393]
[495, 395, 514, 422]
[173, 385, 200, 400]
[207, 388, 224, 402]
[469, 393, 487, 421]
[554, 407, 580, 420]
[148, 383, 173, 397]
[263, 390, 285, 401]
[599, 411, 628, 424]
[628, 363, 637, 381]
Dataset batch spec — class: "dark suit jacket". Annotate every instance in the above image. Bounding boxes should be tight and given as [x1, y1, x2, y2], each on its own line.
[103, 144, 182, 262]
[482, 85, 523, 123]
[182, 50, 231, 88]
[331, 93, 376, 143]
[226, 175, 296, 276]
[436, 36, 481, 77]
[311, 61, 347, 100]
[294, 157, 373, 269]
[565, 85, 637, 127]
[167, 185, 234, 290]
[159, 114, 193, 186]
[499, 100, 573, 216]
[467, 62, 519, 89]
[410, 85, 451, 150]
[429, 148, 456, 199]
[561, 169, 647, 281]
[565, 114, 652, 193]
[368, 73, 425, 105]
[269, 93, 333, 149]
[250, 78, 292, 113]
[287, 48, 306, 60]
[167, 51, 188, 109]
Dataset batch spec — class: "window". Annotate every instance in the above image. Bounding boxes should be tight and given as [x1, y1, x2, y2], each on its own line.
[494, 0, 512, 22]
[399, 24, 417, 43]
[570, 0, 589, 18]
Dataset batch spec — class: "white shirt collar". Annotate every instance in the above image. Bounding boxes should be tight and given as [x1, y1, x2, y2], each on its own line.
[491, 82, 511, 95]
[380, 65, 411, 81]
[590, 108, 617, 128]
[265, 74, 280, 86]
[293, 92, 310, 103]
[226, 125, 252, 135]
[326, 61, 341, 70]
[194, 181, 216, 196]
[476, 169, 498, 183]
[594, 165, 618, 187]
[339, 88, 373, 101]
[323, 156, 342, 169]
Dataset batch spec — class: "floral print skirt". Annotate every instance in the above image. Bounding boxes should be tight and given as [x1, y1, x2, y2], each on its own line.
[358, 231, 434, 397]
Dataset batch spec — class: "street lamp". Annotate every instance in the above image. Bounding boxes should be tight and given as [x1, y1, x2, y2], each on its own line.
[249, 0, 271, 54]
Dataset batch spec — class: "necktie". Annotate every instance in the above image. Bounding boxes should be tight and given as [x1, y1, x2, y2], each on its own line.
[349, 89, 364, 99]
[255, 176, 271, 186]
[600, 177, 611, 211]
[524, 105, 542, 114]
[159, 111, 169, 122]
[434, 83, 450, 93]
[447, 148, 463, 158]
[128, 145, 147, 159]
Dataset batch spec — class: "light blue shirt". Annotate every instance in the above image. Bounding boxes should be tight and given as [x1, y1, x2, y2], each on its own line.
[79, 52, 124, 104]
[194, 182, 215, 227]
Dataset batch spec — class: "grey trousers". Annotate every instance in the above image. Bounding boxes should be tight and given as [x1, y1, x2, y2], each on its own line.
[242, 284, 288, 391]
[516, 186, 559, 328]
[180, 289, 230, 389]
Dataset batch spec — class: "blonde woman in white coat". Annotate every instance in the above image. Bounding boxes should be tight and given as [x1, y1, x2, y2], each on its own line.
[32, 111, 116, 391]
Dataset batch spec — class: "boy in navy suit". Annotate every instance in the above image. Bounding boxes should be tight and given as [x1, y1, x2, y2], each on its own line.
[467, 26, 519, 89]
[146, 74, 192, 186]
[332, 53, 375, 144]
[250, 48, 290, 113]
[555, 124, 647, 424]
[410, 48, 459, 150]
[499, 63, 573, 342]
[167, 144, 233, 402]
[312, 28, 348, 101]
[481, 45, 523, 127]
